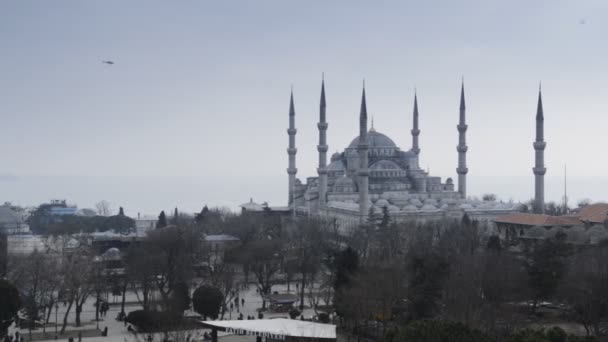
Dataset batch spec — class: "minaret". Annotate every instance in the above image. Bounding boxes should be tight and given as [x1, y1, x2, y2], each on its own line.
[411, 91, 421, 156]
[317, 76, 328, 206]
[533, 86, 546, 213]
[287, 89, 298, 208]
[358, 83, 369, 223]
[456, 81, 468, 198]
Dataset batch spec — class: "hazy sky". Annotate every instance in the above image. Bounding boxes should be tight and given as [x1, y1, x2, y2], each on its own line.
[1, 1, 607, 215]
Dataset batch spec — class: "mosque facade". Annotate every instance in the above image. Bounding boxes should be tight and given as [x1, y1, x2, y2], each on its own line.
[282, 79, 544, 232]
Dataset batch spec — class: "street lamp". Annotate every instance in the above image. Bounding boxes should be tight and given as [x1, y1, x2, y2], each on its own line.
[55, 302, 59, 337]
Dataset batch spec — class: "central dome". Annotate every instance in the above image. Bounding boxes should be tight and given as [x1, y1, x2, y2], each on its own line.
[348, 130, 397, 148]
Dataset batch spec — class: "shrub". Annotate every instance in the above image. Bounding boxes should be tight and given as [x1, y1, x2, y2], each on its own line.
[317, 312, 330, 323]
[386, 320, 493, 342]
[288, 308, 300, 319]
[125, 310, 180, 332]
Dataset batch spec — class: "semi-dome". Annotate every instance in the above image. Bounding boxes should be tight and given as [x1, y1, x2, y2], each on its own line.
[370, 160, 403, 171]
[348, 130, 398, 148]
[330, 152, 341, 162]
[326, 160, 345, 171]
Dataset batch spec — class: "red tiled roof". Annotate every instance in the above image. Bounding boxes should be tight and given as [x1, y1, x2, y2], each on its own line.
[577, 203, 608, 223]
[493, 213, 581, 226]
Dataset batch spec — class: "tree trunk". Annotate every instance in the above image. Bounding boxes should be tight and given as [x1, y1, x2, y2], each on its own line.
[60, 299, 74, 334]
[120, 281, 128, 315]
[75, 304, 82, 327]
[299, 273, 306, 310]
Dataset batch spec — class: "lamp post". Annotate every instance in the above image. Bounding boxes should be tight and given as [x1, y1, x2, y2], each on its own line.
[55, 302, 59, 336]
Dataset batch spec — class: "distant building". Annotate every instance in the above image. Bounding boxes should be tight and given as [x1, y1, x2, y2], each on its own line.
[204, 234, 240, 265]
[268, 80, 540, 232]
[135, 214, 157, 235]
[494, 203, 608, 245]
[0, 202, 29, 234]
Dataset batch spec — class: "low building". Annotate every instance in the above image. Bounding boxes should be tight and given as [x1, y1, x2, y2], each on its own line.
[494, 203, 608, 245]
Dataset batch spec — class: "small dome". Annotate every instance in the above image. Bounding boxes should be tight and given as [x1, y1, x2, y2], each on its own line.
[477, 202, 495, 210]
[424, 198, 438, 205]
[460, 203, 474, 210]
[546, 226, 566, 239]
[348, 130, 398, 148]
[525, 226, 547, 239]
[420, 204, 438, 211]
[587, 225, 608, 245]
[402, 204, 418, 212]
[566, 226, 588, 244]
[446, 178, 453, 185]
[375, 199, 390, 206]
[387, 205, 400, 212]
[335, 176, 355, 186]
[102, 247, 122, 261]
[409, 198, 423, 207]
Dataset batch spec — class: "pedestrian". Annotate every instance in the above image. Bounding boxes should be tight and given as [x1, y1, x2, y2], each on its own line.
[230, 302, 233, 311]
[147, 335, 153, 342]
[241, 298, 244, 306]
[78, 331, 82, 342]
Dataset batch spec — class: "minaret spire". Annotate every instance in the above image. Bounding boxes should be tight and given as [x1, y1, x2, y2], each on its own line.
[287, 89, 298, 212]
[411, 91, 421, 156]
[317, 76, 329, 207]
[358, 82, 369, 224]
[456, 80, 468, 198]
[533, 85, 546, 213]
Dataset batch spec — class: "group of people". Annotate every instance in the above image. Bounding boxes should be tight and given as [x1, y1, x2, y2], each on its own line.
[227, 295, 245, 313]
[3, 331, 23, 342]
[93, 299, 110, 317]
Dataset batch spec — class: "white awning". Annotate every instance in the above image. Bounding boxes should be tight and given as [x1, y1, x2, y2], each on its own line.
[201, 319, 336, 340]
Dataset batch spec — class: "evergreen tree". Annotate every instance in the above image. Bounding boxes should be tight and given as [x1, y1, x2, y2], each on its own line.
[157, 211, 168, 228]
[172, 207, 179, 225]
[0, 280, 21, 338]
[525, 235, 571, 311]
[195, 205, 209, 225]
[192, 285, 223, 320]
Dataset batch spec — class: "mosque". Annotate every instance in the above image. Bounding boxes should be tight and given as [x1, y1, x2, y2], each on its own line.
[240, 79, 547, 232]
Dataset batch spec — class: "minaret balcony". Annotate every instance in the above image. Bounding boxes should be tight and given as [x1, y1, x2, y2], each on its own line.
[287, 148, 298, 154]
[457, 145, 468, 153]
[533, 141, 546, 150]
[533, 167, 546, 175]
[317, 122, 328, 130]
[287, 128, 297, 134]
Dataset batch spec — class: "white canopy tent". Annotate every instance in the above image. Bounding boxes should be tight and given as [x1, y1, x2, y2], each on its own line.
[200, 319, 336, 341]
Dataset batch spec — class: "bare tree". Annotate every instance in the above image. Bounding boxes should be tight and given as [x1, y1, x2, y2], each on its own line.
[560, 241, 608, 336]
[145, 226, 200, 312]
[95, 200, 112, 216]
[126, 243, 156, 311]
[7, 250, 60, 337]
